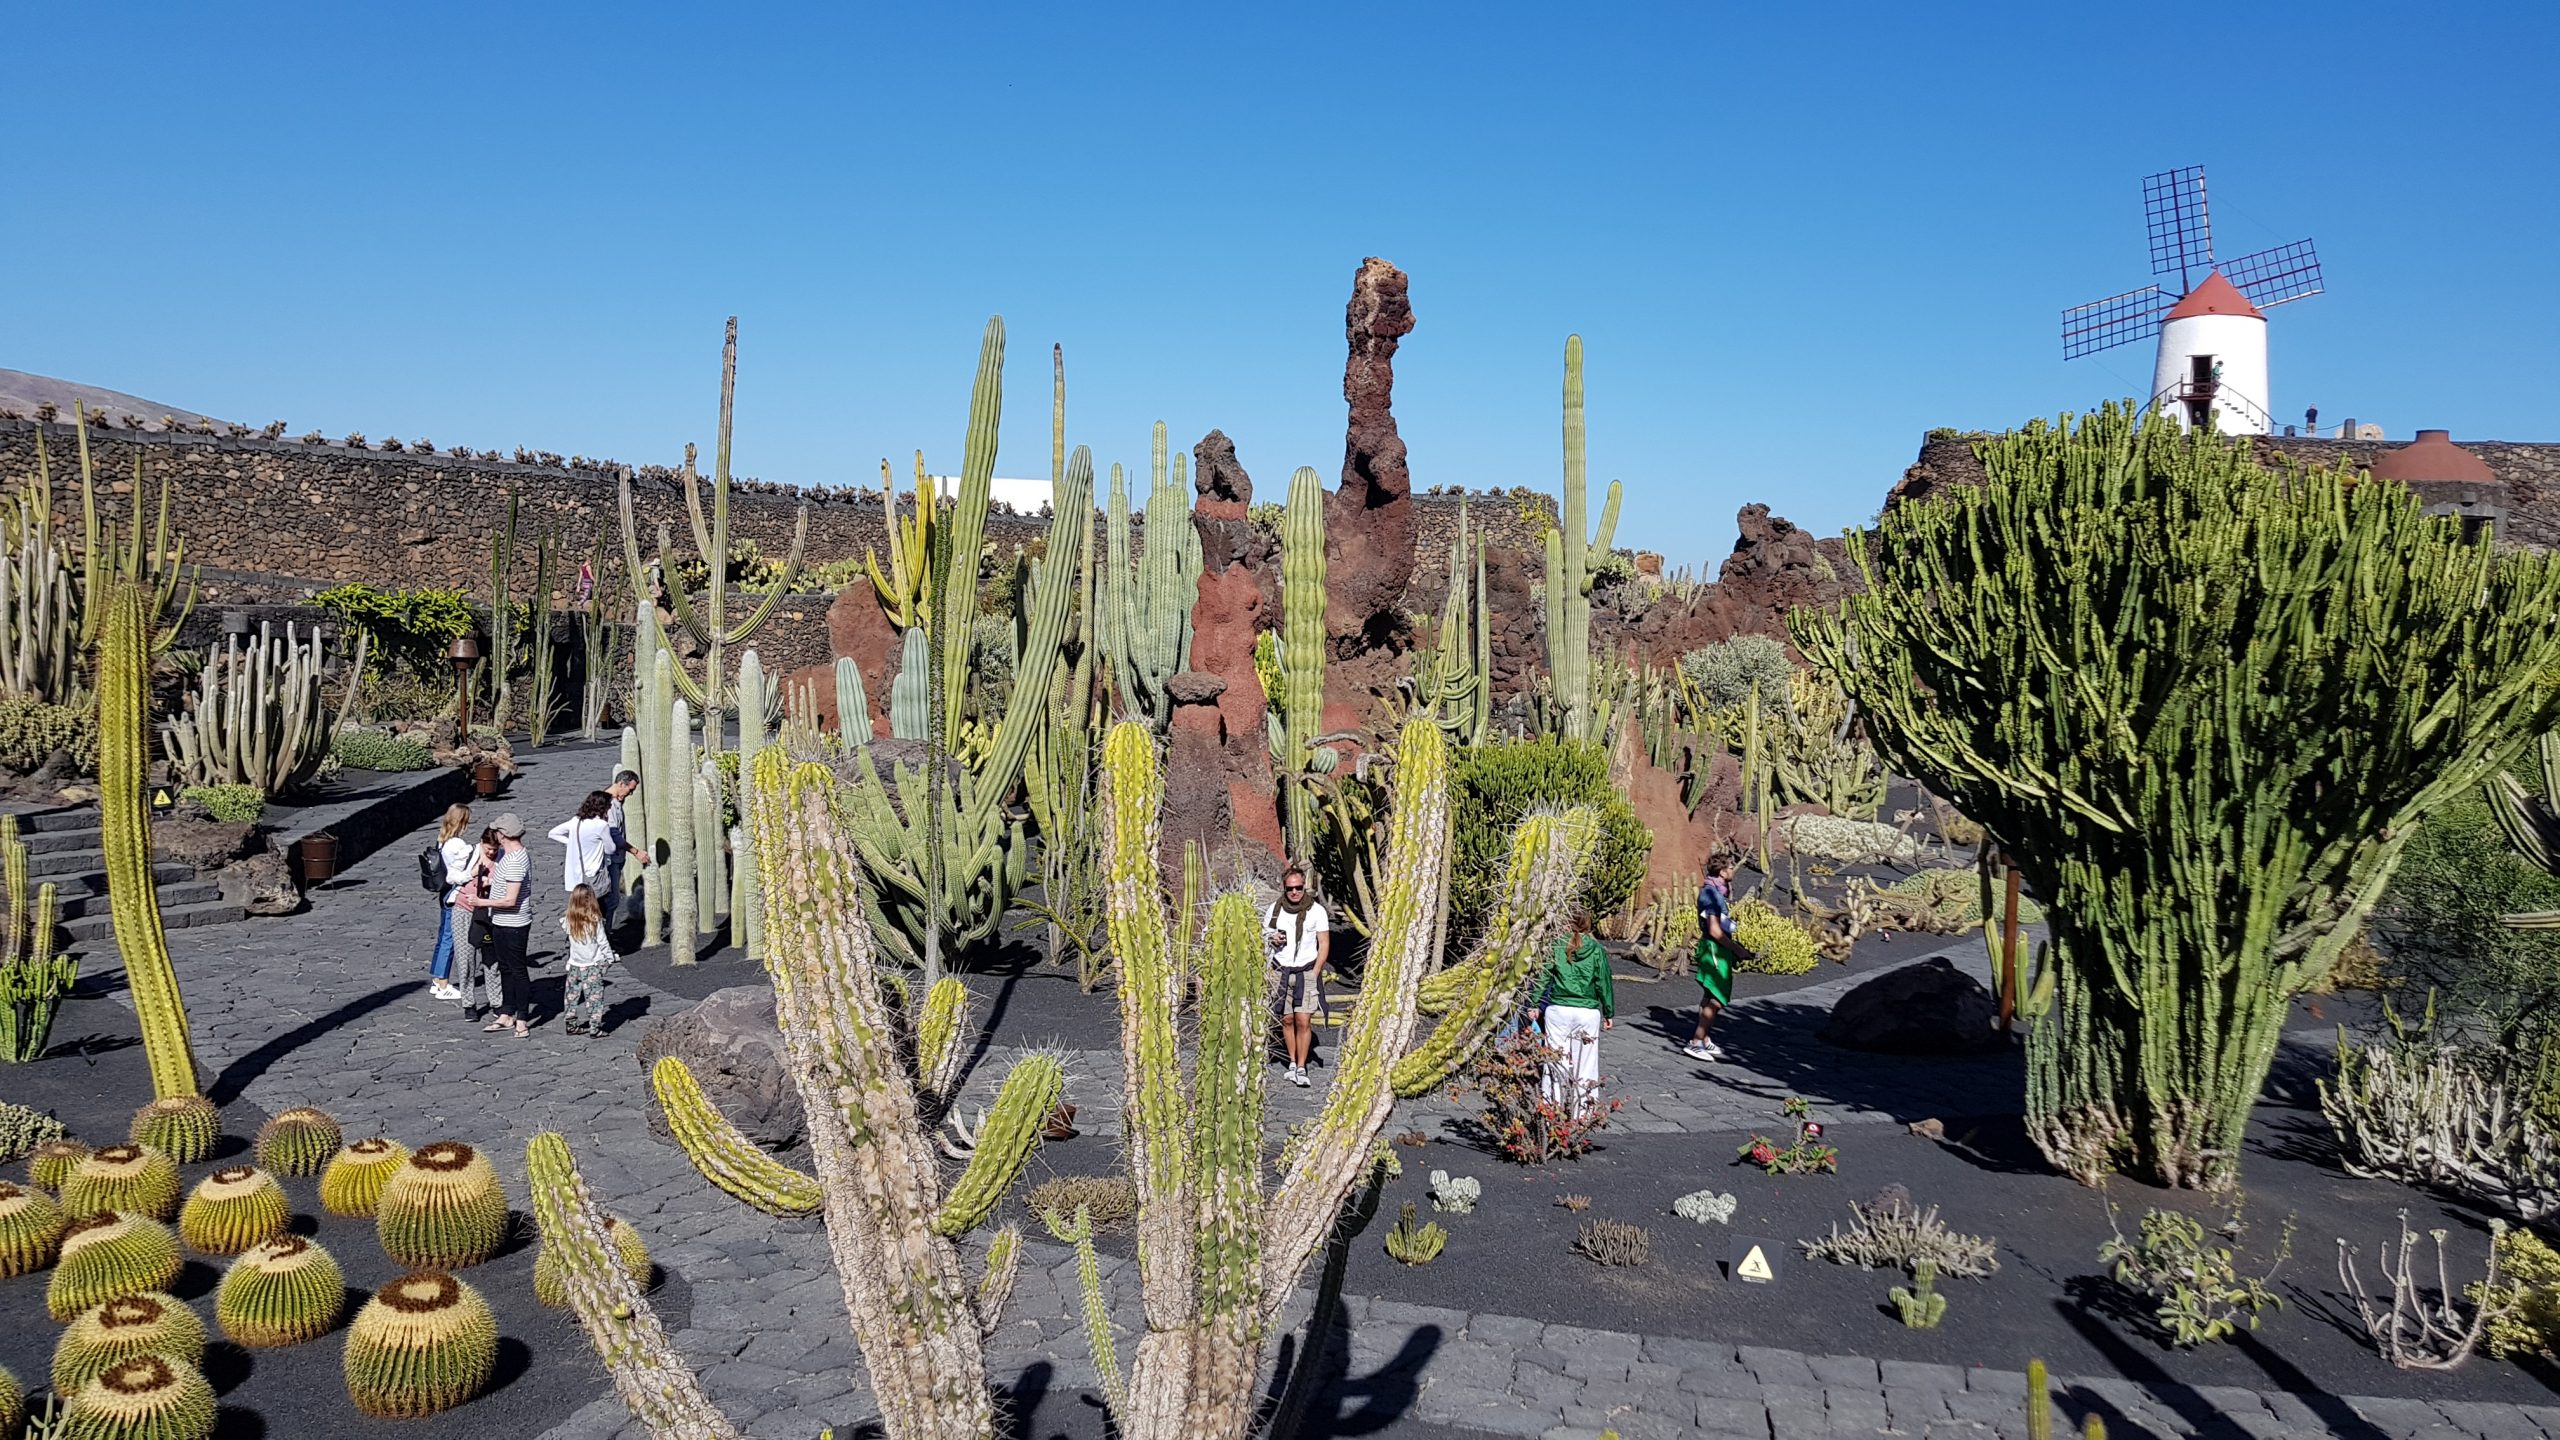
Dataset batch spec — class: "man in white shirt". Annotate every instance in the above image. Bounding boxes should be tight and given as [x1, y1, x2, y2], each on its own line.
[1265, 864, 1331, 1087]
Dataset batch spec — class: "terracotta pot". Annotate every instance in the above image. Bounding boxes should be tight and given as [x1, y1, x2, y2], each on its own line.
[471, 760, 501, 797]
[297, 832, 339, 884]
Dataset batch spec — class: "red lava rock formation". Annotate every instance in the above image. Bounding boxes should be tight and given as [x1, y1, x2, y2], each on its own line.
[1323, 257, 1420, 734]
[1164, 430, 1285, 874]
[784, 579, 902, 738]
[1597, 504, 1855, 667]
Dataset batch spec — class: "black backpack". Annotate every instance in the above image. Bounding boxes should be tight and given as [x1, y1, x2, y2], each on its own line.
[419, 842, 446, 894]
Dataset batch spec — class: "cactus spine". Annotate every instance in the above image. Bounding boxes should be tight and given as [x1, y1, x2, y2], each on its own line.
[216, 1235, 344, 1347]
[0, 811, 70, 1063]
[1278, 466, 1328, 859]
[98, 581, 201, 1102]
[1802, 404, 2560, 1188]
[1543, 336, 1623, 743]
[617, 319, 810, 725]
[0, 1179, 65, 1276]
[1100, 424, 1201, 731]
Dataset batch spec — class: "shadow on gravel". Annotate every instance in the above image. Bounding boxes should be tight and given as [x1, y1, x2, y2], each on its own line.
[208, 980, 413, 1104]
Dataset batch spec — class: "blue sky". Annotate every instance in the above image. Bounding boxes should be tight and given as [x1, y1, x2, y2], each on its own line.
[5, 2, 2553, 568]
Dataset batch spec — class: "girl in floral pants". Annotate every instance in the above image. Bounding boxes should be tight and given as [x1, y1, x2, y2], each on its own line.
[560, 886, 614, 1035]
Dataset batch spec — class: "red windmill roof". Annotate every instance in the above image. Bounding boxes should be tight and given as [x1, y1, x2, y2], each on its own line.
[2165, 270, 2264, 321]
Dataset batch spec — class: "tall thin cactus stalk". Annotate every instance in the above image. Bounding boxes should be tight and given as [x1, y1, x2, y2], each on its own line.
[99, 581, 202, 1100]
[1543, 336, 1623, 743]
[70, 412, 195, 656]
[485, 487, 519, 732]
[0, 468, 79, 703]
[525, 526, 560, 747]
[1279, 465, 1327, 858]
[616, 317, 811, 724]
[579, 530, 626, 743]
[1101, 423, 1201, 731]
[866, 453, 933, 633]
[0, 813, 70, 1063]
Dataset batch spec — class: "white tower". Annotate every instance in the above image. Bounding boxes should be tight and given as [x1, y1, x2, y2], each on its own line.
[2150, 271, 2270, 435]
[2063, 166, 2322, 432]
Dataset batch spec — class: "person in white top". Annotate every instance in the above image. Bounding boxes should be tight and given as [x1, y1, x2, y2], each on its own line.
[1264, 864, 1332, 1088]
[428, 805, 480, 1002]
[550, 792, 617, 900]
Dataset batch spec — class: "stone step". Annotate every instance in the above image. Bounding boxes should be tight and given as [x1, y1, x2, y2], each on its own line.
[0, 806, 104, 838]
[55, 881, 224, 921]
[63, 899, 247, 945]
[27, 852, 196, 887]
[21, 825, 103, 855]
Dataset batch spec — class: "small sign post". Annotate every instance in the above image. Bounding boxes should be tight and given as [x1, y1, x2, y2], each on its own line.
[1730, 1236, 1783, 1285]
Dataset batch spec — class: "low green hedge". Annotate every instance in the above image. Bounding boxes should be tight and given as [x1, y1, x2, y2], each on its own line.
[330, 729, 437, 773]
[181, 783, 267, 824]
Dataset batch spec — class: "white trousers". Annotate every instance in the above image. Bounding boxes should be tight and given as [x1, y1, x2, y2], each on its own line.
[1541, 1005, 1604, 1115]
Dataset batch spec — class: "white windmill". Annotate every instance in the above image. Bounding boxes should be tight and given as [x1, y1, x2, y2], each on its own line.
[2061, 166, 2324, 435]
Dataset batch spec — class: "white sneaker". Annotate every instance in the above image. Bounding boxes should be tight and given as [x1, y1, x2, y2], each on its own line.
[1702, 1040, 1727, 1060]
[1681, 1042, 1716, 1062]
[430, 983, 461, 1001]
[1288, 1066, 1310, 1088]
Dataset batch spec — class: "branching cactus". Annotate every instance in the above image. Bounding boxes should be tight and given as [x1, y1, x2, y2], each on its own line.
[535, 745, 1057, 1440]
[1542, 336, 1623, 743]
[1075, 716, 1584, 1439]
[615, 317, 811, 723]
[1100, 423, 1202, 732]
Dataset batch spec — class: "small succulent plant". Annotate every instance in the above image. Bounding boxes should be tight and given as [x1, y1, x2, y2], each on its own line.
[1556, 1193, 1592, 1213]
[0, 1179, 67, 1277]
[53, 1290, 207, 1394]
[533, 1212, 650, 1307]
[64, 1352, 217, 1440]
[128, 1097, 220, 1166]
[1383, 1201, 1447, 1266]
[62, 1144, 181, 1221]
[255, 1107, 343, 1178]
[343, 1271, 499, 1418]
[217, 1234, 346, 1347]
[48, 1212, 183, 1321]
[1673, 1189, 1738, 1225]
[1428, 1169, 1481, 1215]
[178, 1167, 289, 1255]
[376, 1140, 508, 1269]
[319, 1137, 409, 1217]
[1573, 1218, 1652, 1267]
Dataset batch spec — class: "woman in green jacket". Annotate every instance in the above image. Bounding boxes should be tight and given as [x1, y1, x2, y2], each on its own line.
[1538, 907, 1614, 1116]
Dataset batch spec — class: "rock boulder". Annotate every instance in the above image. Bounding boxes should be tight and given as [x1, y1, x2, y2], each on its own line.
[1819, 957, 1998, 1055]
[634, 985, 803, 1149]
[218, 851, 300, 916]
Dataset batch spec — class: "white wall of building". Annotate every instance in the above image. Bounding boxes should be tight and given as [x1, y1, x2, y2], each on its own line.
[2152, 312, 2271, 436]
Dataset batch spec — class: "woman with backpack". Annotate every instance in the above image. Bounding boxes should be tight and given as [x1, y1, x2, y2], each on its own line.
[424, 805, 478, 1001]
[1537, 906, 1615, 1115]
[1264, 863, 1331, 1088]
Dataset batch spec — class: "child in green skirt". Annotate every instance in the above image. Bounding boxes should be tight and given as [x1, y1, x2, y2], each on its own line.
[1684, 852, 1742, 1061]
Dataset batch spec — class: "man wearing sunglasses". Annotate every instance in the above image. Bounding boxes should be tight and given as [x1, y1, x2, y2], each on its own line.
[1265, 864, 1333, 1087]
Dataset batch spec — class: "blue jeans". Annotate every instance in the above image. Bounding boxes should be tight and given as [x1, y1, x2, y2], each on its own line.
[430, 898, 455, 981]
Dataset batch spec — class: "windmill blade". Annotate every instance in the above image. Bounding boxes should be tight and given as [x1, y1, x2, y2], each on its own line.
[2224, 238, 2323, 310]
[2063, 286, 2168, 360]
[2143, 166, 2213, 285]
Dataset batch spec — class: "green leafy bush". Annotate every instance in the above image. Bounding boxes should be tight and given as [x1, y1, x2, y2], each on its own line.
[329, 730, 437, 773]
[180, 784, 266, 824]
[2098, 1204, 2291, 1347]
[1448, 737, 1649, 940]
[313, 585, 476, 676]
[2471, 1225, 2560, 1360]
[1678, 634, 1796, 715]
[1731, 897, 1818, 975]
[0, 694, 98, 773]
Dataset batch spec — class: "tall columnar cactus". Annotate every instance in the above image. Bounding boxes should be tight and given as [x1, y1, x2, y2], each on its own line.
[160, 619, 367, 795]
[1278, 465, 1328, 858]
[615, 317, 811, 724]
[1100, 424, 1202, 731]
[69, 414, 195, 656]
[0, 464, 81, 702]
[0, 812, 71, 1063]
[2490, 731, 2560, 927]
[1543, 336, 1624, 743]
[484, 487, 519, 731]
[1070, 717, 1583, 1439]
[833, 656, 872, 747]
[530, 745, 1059, 1440]
[525, 525, 561, 747]
[580, 530, 626, 742]
[889, 627, 929, 741]
[662, 694, 699, 965]
[733, 649, 771, 960]
[866, 453, 933, 633]
[99, 581, 202, 1102]
[1796, 403, 2560, 1189]
[692, 754, 725, 947]
[1414, 498, 1491, 747]
[840, 347, 1095, 971]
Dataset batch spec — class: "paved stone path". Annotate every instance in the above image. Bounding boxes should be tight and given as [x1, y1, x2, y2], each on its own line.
[92, 744, 2560, 1440]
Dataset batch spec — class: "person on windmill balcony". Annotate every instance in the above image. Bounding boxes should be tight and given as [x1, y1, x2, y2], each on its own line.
[1265, 864, 1332, 1088]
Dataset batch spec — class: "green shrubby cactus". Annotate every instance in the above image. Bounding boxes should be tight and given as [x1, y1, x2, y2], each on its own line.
[63, 1353, 216, 1440]
[48, 1213, 182, 1321]
[376, 1141, 508, 1270]
[319, 1138, 409, 1217]
[160, 618, 366, 796]
[62, 1145, 179, 1221]
[648, 1057, 820, 1216]
[0, 1178, 66, 1276]
[216, 1235, 345, 1347]
[53, 1291, 206, 1395]
[253, 1107, 342, 1177]
[0, 811, 71, 1064]
[342, 1271, 499, 1419]
[177, 1167, 288, 1256]
[127, 1097, 218, 1167]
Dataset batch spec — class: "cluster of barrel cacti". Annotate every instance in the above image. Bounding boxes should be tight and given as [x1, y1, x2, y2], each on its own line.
[1543, 335, 1623, 744]
[0, 811, 70, 1063]
[1798, 403, 2560, 1189]
[1099, 422, 1202, 732]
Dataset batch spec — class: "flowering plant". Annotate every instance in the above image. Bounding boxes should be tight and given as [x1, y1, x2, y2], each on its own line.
[1736, 1096, 1839, 1174]
[1470, 1029, 1623, 1164]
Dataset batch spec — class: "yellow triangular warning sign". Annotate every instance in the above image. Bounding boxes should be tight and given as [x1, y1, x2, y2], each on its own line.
[1737, 1245, 1773, 1281]
[151, 788, 172, 807]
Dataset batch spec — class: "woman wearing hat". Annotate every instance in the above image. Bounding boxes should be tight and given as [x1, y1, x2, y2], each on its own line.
[454, 812, 536, 1037]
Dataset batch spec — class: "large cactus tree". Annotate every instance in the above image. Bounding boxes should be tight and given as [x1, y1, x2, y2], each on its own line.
[1544, 336, 1622, 743]
[1796, 404, 2560, 1190]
